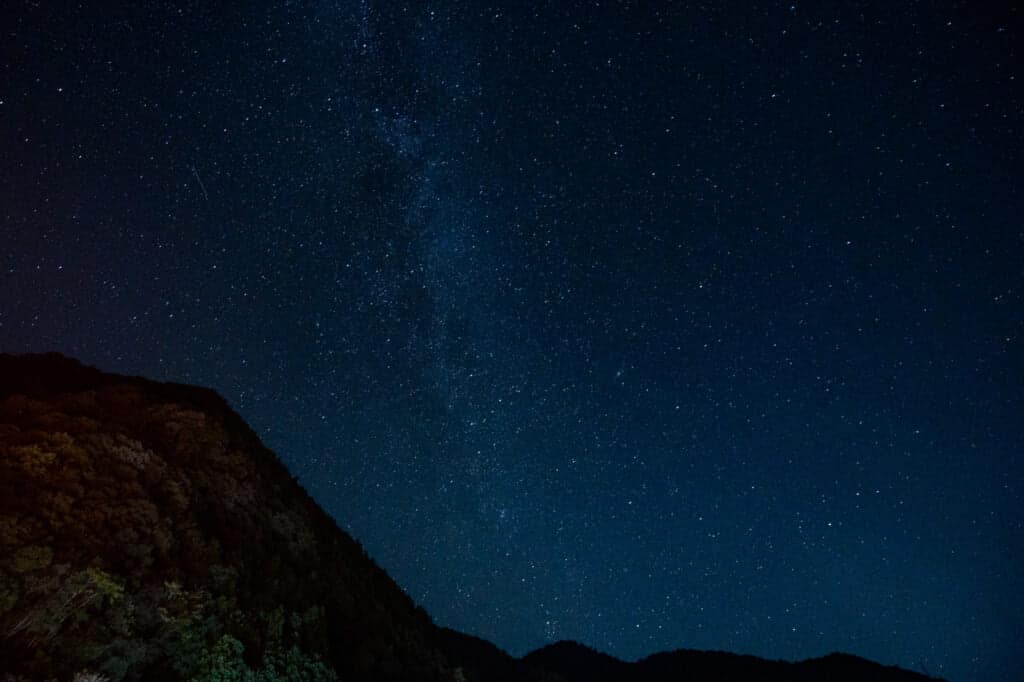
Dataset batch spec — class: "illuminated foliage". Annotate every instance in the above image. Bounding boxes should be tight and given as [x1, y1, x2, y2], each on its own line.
[0, 356, 454, 681]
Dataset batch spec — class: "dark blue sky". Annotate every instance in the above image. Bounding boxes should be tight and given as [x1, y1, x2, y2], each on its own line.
[2, 2, 1021, 680]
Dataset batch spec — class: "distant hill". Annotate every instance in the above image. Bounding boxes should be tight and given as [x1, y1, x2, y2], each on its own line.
[524, 640, 941, 682]
[0, 353, 945, 681]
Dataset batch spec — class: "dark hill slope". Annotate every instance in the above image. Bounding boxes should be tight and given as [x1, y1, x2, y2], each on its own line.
[522, 641, 942, 682]
[521, 641, 630, 681]
[436, 628, 558, 682]
[0, 353, 944, 682]
[0, 353, 456, 681]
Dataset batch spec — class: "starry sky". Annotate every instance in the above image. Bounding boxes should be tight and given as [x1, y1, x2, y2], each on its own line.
[2, 2, 1021, 680]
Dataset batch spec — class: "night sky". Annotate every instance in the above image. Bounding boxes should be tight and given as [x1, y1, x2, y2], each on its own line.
[2, 2, 1021, 680]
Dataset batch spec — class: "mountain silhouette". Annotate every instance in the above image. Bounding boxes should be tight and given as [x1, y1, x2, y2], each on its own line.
[0, 353, 944, 681]
[523, 641, 940, 682]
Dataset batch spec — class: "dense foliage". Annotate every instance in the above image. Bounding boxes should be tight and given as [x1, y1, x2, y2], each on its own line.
[0, 354, 455, 681]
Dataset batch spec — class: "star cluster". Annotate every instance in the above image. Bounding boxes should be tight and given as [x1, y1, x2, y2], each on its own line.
[1, 3, 1021, 681]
